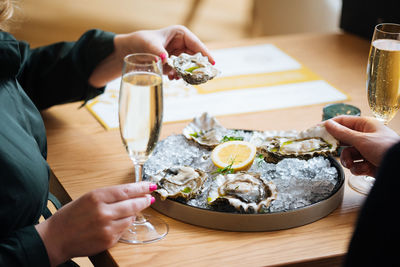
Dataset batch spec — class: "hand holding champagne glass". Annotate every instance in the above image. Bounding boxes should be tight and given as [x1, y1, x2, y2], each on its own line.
[118, 53, 168, 243]
[348, 23, 400, 195]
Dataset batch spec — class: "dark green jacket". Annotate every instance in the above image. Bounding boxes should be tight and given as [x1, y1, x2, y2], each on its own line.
[0, 29, 115, 266]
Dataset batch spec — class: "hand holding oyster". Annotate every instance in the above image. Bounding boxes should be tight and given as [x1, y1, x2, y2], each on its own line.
[167, 52, 219, 85]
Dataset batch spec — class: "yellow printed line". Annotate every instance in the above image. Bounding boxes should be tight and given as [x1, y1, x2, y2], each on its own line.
[85, 99, 113, 130]
[195, 67, 321, 94]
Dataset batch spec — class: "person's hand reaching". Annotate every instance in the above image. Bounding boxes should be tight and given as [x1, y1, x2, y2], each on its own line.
[324, 115, 400, 176]
[89, 25, 215, 87]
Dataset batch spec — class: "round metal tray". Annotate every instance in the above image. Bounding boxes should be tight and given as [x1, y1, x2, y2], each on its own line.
[151, 157, 344, 231]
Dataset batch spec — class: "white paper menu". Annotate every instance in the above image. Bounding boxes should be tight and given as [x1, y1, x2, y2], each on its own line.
[86, 44, 348, 130]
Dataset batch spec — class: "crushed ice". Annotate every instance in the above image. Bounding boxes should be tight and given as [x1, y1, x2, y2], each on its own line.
[143, 134, 339, 213]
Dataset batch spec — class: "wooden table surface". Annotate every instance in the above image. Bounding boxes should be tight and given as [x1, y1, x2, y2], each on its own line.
[42, 32, 400, 267]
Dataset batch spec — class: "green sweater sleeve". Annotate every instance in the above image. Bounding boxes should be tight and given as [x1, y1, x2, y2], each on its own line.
[0, 226, 50, 267]
[17, 29, 115, 110]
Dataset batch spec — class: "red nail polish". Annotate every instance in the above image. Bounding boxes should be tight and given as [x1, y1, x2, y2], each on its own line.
[212, 61, 216, 65]
[160, 53, 166, 62]
[150, 196, 156, 204]
[149, 184, 157, 191]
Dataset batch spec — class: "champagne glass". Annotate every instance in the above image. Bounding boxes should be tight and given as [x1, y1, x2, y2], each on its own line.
[348, 23, 400, 195]
[118, 53, 168, 243]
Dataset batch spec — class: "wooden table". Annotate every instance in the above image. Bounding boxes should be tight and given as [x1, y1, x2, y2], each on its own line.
[42, 32, 400, 267]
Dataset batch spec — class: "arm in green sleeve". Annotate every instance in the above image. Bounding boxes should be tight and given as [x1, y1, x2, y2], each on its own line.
[17, 29, 115, 110]
[0, 226, 50, 267]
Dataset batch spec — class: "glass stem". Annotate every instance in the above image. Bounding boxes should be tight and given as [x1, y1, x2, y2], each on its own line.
[134, 212, 147, 224]
[133, 162, 147, 224]
[134, 163, 143, 183]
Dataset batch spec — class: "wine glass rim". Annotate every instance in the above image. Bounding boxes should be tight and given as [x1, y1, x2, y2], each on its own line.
[124, 53, 161, 66]
[375, 23, 400, 34]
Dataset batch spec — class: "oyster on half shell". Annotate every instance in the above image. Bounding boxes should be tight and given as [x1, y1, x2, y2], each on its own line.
[167, 52, 219, 85]
[151, 166, 208, 200]
[183, 112, 228, 148]
[259, 125, 339, 163]
[207, 172, 277, 213]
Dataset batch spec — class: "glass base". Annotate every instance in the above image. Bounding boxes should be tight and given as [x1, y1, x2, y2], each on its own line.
[348, 175, 375, 195]
[119, 213, 168, 244]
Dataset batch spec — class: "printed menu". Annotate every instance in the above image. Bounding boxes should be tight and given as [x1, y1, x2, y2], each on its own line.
[86, 44, 348, 130]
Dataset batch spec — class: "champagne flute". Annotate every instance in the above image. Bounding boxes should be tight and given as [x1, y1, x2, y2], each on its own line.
[348, 23, 400, 195]
[118, 53, 168, 243]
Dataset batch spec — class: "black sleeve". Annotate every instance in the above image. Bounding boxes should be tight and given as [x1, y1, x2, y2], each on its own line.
[344, 141, 400, 266]
[0, 226, 50, 267]
[17, 29, 115, 110]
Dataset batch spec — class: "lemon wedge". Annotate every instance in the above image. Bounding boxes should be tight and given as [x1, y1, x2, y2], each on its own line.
[211, 141, 257, 171]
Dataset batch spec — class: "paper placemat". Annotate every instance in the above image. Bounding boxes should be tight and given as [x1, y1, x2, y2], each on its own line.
[86, 44, 348, 130]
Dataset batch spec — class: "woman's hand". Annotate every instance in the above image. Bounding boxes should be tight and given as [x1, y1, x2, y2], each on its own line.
[89, 25, 214, 87]
[324, 115, 400, 176]
[35, 182, 156, 266]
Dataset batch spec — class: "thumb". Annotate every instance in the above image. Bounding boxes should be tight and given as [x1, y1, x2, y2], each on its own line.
[140, 37, 169, 64]
[324, 119, 361, 146]
[149, 42, 169, 64]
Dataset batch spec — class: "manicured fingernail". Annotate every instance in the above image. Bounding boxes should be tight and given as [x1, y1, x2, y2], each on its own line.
[150, 196, 156, 204]
[149, 184, 157, 191]
[211, 60, 216, 65]
[160, 53, 167, 62]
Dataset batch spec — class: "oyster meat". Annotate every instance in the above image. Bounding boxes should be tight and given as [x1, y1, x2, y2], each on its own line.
[207, 172, 277, 213]
[151, 166, 208, 200]
[167, 52, 219, 85]
[259, 125, 339, 163]
[183, 112, 228, 148]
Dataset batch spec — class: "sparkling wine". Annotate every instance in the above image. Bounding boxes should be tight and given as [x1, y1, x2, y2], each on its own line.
[119, 72, 163, 163]
[367, 39, 400, 123]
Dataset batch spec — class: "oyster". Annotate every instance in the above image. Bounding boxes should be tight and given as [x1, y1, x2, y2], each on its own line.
[151, 166, 208, 200]
[259, 125, 339, 163]
[207, 172, 277, 213]
[183, 112, 228, 148]
[249, 130, 298, 148]
[167, 52, 219, 85]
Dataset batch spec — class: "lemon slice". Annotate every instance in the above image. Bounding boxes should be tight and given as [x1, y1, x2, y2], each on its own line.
[211, 141, 257, 171]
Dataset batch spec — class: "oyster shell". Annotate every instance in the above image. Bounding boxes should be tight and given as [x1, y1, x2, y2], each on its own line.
[183, 112, 227, 148]
[167, 52, 219, 85]
[259, 125, 339, 163]
[249, 130, 298, 148]
[207, 172, 277, 213]
[151, 166, 208, 200]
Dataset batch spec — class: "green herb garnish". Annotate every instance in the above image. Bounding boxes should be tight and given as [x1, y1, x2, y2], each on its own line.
[212, 161, 235, 175]
[181, 187, 192, 194]
[190, 132, 199, 138]
[281, 140, 294, 147]
[185, 66, 201, 73]
[221, 136, 244, 142]
[190, 131, 204, 138]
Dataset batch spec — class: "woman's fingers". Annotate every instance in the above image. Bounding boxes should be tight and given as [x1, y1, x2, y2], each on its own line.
[325, 118, 362, 147]
[341, 147, 377, 176]
[94, 182, 156, 204]
[340, 146, 363, 168]
[108, 195, 154, 220]
[349, 161, 377, 177]
[112, 216, 136, 235]
[164, 25, 215, 64]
